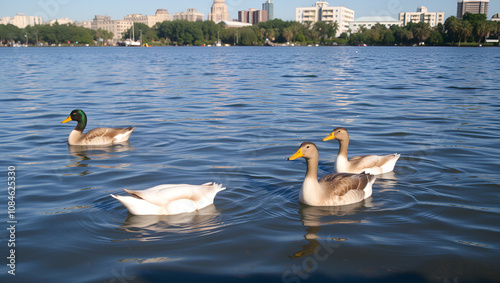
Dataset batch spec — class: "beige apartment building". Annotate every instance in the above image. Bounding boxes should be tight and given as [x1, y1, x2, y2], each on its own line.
[173, 9, 204, 22]
[399, 6, 444, 27]
[0, 13, 42, 28]
[123, 9, 171, 27]
[92, 9, 171, 43]
[296, 1, 354, 37]
[91, 15, 133, 43]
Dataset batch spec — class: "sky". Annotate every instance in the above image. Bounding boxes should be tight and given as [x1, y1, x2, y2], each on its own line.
[1, 0, 499, 22]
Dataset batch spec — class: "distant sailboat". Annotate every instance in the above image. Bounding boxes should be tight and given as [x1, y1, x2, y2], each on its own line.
[118, 22, 141, 46]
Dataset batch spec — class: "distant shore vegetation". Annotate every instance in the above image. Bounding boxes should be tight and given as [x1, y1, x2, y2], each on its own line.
[1, 13, 498, 47]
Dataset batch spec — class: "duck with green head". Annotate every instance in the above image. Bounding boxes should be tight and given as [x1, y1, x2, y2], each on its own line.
[61, 109, 135, 145]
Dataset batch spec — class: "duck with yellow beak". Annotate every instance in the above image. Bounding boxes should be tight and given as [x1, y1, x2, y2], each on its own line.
[323, 127, 400, 174]
[61, 109, 135, 145]
[288, 142, 376, 206]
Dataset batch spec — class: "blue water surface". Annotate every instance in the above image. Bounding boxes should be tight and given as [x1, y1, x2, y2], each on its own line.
[0, 46, 499, 283]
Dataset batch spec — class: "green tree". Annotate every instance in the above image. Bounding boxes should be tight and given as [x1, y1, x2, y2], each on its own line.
[412, 22, 431, 44]
[476, 21, 497, 44]
[239, 27, 258, 45]
[95, 28, 113, 42]
[462, 12, 487, 25]
[457, 20, 473, 46]
[427, 30, 443, 45]
[445, 16, 460, 45]
[381, 30, 395, 45]
[313, 21, 336, 41]
[282, 27, 293, 42]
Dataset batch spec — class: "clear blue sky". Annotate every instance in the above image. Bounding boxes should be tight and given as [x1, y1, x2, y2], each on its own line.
[1, 0, 499, 22]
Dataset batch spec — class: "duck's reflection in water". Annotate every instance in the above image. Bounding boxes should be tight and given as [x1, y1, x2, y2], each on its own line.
[117, 205, 224, 239]
[291, 199, 371, 259]
[66, 143, 134, 170]
[375, 171, 399, 191]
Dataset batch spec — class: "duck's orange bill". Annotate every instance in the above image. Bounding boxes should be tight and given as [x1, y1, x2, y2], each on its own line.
[61, 116, 72, 123]
[288, 147, 304, 160]
[322, 133, 335, 141]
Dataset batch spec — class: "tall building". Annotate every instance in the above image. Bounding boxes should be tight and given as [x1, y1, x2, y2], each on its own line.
[262, 0, 274, 20]
[457, 0, 489, 19]
[208, 0, 231, 22]
[238, 8, 268, 25]
[398, 6, 445, 27]
[296, 1, 354, 37]
[173, 9, 204, 22]
[0, 13, 42, 28]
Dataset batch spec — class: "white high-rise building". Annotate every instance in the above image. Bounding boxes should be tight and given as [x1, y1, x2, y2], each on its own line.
[399, 6, 445, 27]
[296, 1, 354, 37]
[0, 13, 42, 28]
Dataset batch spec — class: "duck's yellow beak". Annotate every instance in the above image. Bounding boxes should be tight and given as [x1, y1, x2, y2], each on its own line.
[322, 132, 335, 141]
[288, 147, 304, 161]
[61, 116, 72, 123]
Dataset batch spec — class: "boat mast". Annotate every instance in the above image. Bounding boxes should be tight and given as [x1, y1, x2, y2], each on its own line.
[132, 22, 135, 41]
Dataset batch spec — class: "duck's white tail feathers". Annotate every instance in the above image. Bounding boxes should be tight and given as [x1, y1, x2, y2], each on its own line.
[201, 182, 226, 193]
[113, 126, 135, 143]
[379, 153, 400, 174]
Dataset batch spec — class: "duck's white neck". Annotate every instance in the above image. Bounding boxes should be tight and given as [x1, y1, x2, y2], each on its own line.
[335, 139, 349, 172]
[299, 157, 322, 205]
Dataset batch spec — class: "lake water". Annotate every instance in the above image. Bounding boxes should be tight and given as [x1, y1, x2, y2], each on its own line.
[0, 46, 499, 283]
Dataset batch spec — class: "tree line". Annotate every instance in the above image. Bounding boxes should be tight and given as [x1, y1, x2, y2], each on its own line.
[0, 22, 114, 45]
[347, 13, 499, 46]
[1, 12, 498, 46]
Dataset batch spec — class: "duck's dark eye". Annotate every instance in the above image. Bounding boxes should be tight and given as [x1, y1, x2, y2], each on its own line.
[306, 146, 310, 148]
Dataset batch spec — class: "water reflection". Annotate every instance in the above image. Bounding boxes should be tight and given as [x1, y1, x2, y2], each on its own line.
[117, 205, 224, 240]
[374, 171, 399, 190]
[66, 143, 134, 169]
[291, 201, 369, 259]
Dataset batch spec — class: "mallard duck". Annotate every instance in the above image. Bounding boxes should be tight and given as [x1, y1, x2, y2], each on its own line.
[111, 182, 226, 215]
[323, 127, 400, 175]
[61, 109, 135, 145]
[288, 142, 375, 206]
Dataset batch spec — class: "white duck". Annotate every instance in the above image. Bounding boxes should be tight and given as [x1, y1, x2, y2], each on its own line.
[288, 142, 376, 206]
[111, 182, 226, 215]
[323, 127, 400, 175]
[61, 109, 135, 145]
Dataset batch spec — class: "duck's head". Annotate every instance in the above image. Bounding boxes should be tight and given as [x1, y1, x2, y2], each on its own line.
[61, 109, 87, 131]
[288, 142, 318, 161]
[322, 127, 348, 142]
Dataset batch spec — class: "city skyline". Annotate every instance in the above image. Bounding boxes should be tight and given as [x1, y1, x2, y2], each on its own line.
[1, 0, 499, 23]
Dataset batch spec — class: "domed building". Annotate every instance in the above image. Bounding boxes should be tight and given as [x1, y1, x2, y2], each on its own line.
[208, 0, 231, 22]
[492, 13, 500, 22]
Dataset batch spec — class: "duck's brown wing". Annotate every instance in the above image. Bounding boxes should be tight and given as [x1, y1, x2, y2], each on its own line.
[319, 172, 372, 196]
[83, 127, 133, 142]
